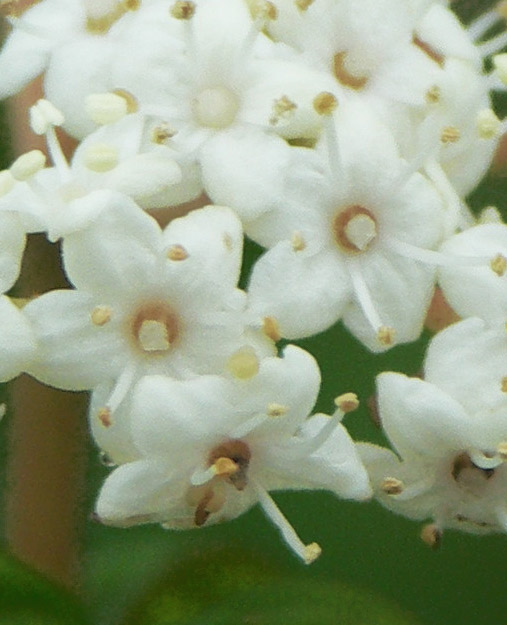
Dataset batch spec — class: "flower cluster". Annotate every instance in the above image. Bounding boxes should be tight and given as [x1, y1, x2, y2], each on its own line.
[1, 0, 507, 559]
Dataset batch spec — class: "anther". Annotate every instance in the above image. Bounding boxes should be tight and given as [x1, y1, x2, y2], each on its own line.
[10, 150, 46, 181]
[425, 85, 441, 104]
[167, 244, 189, 261]
[420, 523, 442, 550]
[29, 99, 64, 135]
[251, 0, 278, 21]
[291, 231, 306, 252]
[313, 92, 338, 116]
[226, 346, 260, 380]
[151, 123, 176, 144]
[267, 403, 288, 417]
[270, 95, 297, 126]
[501, 377, 507, 393]
[493, 53, 507, 85]
[170, 0, 195, 19]
[477, 109, 501, 139]
[333, 52, 369, 90]
[440, 126, 460, 144]
[122, 0, 140, 10]
[304, 542, 322, 565]
[86, 93, 129, 125]
[83, 143, 119, 173]
[98, 407, 112, 428]
[213, 457, 239, 478]
[334, 392, 359, 413]
[91, 305, 113, 326]
[262, 316, 281, 342]
[113, 88, 139, 113]
[497, 441, 507, 459]
[381, 477, 404, 495]
[0, 170, 15, 196]
[490, 253, 507, 276]
[295, 0, 314, 10]
[377, 326, 395, 347]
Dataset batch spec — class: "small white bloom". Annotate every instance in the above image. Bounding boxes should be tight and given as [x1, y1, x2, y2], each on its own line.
[95, 345, 371, 563]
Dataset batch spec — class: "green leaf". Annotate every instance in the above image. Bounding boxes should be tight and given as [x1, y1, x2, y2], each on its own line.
[121, 548, 420, 625]
[0, 548, 89, 624]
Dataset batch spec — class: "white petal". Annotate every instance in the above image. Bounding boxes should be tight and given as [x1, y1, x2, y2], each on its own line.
[0, 212, 26, 293]
[248, 244, 352, 339]
[0, 296, 36, 382]
[0, 31, 50, 98]
[377, 372, 474, 458]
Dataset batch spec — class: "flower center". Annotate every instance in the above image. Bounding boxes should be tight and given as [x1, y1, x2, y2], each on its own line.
[130, 301, 180, 353]
[332, 52, 369, 90]
[332, 205, 378, 254]
[451, 452, 495, 495]
[192, 87, 240, 129]
[207, 439, 251, 491]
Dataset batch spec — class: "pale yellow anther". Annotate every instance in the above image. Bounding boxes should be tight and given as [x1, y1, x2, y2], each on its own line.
[86, 93, 129, 125]
[420, 523, 442, 550]
[98, 407, 112, 428]
[425, 85, 441, 104]
[313, 92, 338, 116]
[381, 477, 404, 496]
[270, 95, 297, 126]
[113, 88, 139, 113]
[295, 0, 314, 11]
[213, 457, 239, 477]
[334, 392, 359, 413]
[497, 441, 507, 459]
[151, 123, 176, 144]
[91, 305, 113, 326]
[262, 316, 281, 342]
[267, 403, 289, 417]
[490, 253, 507, 276]
[167, 244, 189, 261]
[0, 170, 15, 196]
[30, 99, 65, 135]
[493, 53, 507, 86]
[304, 542, 322, 565]
[10, 150, 46, 181]
[501, 377, 507, 393]
[227, 346, 260, 380]
[84, 143, 119, 173]
[251, 0, 278, 21]
[170, 0, 195, 19]
[138, 319, 171, 352]
[291, 231, 306, 252]
[477, 109, 501, 140]
[377, 326, 395, 347]
[496, 0, 507, 19]
[440, 126, 460, 144]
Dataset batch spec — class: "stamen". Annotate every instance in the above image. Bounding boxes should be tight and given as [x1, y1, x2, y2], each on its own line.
[412, 35, 444, 66]
[467, 5, 502, 41]
[104, 362, 137, 414]
[346, 261, 392, 344]
[167, 244, 189, 261]
[295, 0, 314, 11]
[425, 85, 441, 104]
[490, 253, 506, 276]
[10, 150, 46, 181]
[253, 480, 321, 564]
[420, 523, 442, 549]
[29, 99, 64, 135]
[262, 316, 281, 342]
[152, 123, 176, 144]
[291, 231, 306, 252]
[250, 0, 278, 22]
[501, 378, 507, 393]
[440, 126, 460, 144]
[479, 31, 507, 58]
[469, 449, 503, 470]
[380, 477, 404, 495]
[98, 407, 112, 428]
[83, 143, 119, 173]
[334, 392, 359, 414]
[226, 346, 259, 380]
[91, 305, 113, 326]
[191, 458, 239, 486]
[269, 95, 297, 126]
[333, 52, 369, 90]
[0, 170, 15, 196]
[477, 109, 502, 139]
[170, 1, 195, 20]
[313, 92, 338, 116]
[113, 88, 139, 113]
[497, 441, 507, 458]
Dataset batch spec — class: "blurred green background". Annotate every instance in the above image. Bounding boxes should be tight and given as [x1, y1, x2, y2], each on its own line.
[1, 1, 507, 623]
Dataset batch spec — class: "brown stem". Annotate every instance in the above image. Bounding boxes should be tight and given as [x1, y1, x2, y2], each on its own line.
[4, 76, 87, 592]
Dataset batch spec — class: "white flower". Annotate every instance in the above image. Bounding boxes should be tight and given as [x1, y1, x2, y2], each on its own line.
[360, 318, 507, 539]
[0, 209, 27, 294]
[23, 202, 268, 417]
[0, 297, 37, 382]
[242, 102, 446, 350]
[1, 103, 184, 241]
[95, 345, 371, 563]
